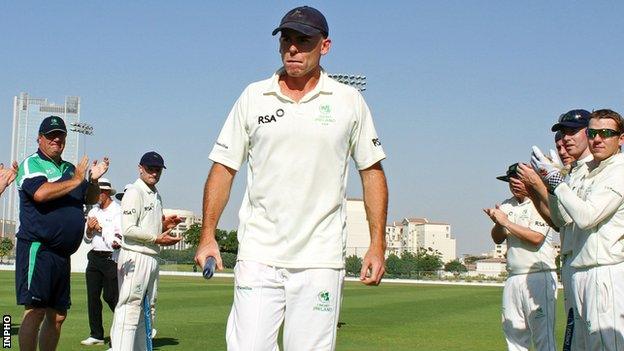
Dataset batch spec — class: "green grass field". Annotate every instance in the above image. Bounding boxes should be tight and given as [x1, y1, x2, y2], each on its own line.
[0, 271, 566, 350]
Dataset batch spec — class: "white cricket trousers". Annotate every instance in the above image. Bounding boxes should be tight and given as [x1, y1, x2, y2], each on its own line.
[572, 262, 624, 351]
[226, 261, 345, 351]
[561, 254, 585, 350]
[110, 248, 159, 351]
[502, 271, 557, 351]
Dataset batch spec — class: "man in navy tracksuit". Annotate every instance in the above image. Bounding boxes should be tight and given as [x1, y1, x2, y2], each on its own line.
[15, 116, 109, 351]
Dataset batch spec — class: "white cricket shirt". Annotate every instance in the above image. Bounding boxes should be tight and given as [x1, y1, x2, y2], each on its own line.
[500, 197, 557, 275]
[209, 69, 386, 268]
[554, 153, 624, 268]
[120, 178, 163, 255]
[548, 154, 593, 255]
[84, 201, 122, 252]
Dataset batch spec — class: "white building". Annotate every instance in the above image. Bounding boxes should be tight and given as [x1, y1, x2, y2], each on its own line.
[394, 218, 457, 263]
[163, 209, 202, 251]
[472, 258, 507, 278]
[346, 200, 457, 262]
[491, 243, 507, 259]
[385, 221, 404, 255]
[345, 199, 370, 258]
[490, 241, 561, 259]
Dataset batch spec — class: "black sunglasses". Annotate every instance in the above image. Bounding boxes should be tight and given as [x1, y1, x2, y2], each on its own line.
[586, 128, 622, 139]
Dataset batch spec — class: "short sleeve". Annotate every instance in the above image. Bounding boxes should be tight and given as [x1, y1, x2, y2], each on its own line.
[21, 176, 47, 198]
[208, 88, 250, 171]
[529, 212, 551, 236]
[349, 92, 386, 170]
[16, 156, 48, 194]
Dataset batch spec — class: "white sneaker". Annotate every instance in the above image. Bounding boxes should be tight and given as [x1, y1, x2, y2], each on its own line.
[80, 337, 105, 345]
[151, 328, 157, 338]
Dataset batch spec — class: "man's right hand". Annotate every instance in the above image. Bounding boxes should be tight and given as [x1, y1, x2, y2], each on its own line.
[86, 217, 100, 234]
[73, 156, 90, 183]
[154, 229, 183, 246]
[194, 235, 223, 271]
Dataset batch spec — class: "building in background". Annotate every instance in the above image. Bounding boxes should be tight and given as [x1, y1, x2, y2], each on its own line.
[346, 198, 457, 262]
[489, 241, 561, 259]
[385, 220, 404, 255]
[4, 93, 81, 232]
[385, 218, 457, 263]
[345, 199, 370, 258]
[163, 208, 202, 251]
[490, 243, 507, 259]
[470, 258, 507, 278]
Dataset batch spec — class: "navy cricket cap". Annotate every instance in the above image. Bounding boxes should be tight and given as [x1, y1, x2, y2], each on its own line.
[39, 116, 67, 135]
[272, 6, 329, 37]
[551, 109, 591, 132]
[496, 163, 519, 182]
[140, 151, 166, 169]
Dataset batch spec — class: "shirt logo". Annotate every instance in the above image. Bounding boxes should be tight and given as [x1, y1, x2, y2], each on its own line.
[315, 104, 335, 125]
[258, 108, 285, 124]
[372, 138, 382, 147]
[123, 209, 136, 215]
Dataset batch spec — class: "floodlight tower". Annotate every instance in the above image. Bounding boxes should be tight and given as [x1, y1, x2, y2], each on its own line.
[328, 74, 367, 92]
[69, 122, 94, 155]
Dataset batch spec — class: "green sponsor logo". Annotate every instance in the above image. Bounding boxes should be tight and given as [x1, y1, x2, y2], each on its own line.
[313, 290, 333, 312]
[318, 291, 330, 303]
[315, 104, 335, 125]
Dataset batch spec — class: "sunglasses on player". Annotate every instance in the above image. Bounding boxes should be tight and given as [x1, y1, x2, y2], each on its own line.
[586, 128, 622, 139]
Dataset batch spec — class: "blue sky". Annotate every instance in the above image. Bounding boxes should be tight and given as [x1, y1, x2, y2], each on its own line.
[2, 1, 623, 255]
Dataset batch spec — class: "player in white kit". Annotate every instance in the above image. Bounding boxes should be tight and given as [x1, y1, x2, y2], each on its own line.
[518, 109, 592, 350]
[532, 109, 624, 351]
[484, 163, 557, 351]
[194, 6, 388, 350]
[109, 152, 181, 350]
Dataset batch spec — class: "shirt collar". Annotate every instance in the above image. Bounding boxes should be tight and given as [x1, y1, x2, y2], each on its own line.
[571, 154, 593, 171]
[588, 152, 624, 176]
[263, 67, 332, 103]
[134, 178, 157, 195]
[37, 149, 63, 166]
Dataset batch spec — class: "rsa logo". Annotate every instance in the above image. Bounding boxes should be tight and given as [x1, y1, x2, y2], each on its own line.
[258, 109, 285, 124]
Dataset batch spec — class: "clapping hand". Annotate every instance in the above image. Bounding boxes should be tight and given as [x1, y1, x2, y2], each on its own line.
[90, 157, 110, 181]
[0, 161, 18, 192]
[163, 215, 183, 231]
[530, 146, 561, 180]
[483, 204, 509, 226]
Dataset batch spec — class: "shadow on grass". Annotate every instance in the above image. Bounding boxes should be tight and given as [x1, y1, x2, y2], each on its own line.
[154, 337, 180, 348]
[11, 324, 20, 336]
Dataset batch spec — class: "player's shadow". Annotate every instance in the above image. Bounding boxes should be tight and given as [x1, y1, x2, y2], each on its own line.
[153, 337, 179, 349]
[10, 324, 20, 336]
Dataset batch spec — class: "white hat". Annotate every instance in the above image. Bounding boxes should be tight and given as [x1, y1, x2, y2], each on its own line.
[115, 183, 133, 201]
[98, 178, 117, 195]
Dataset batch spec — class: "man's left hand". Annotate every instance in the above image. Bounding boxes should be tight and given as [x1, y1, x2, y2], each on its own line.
[90, 157, 110, 181]
[163, 215, 183, 230]
[516, 163, 544, 190]
[360, 244, 385, 286]
[483, 204, 509, 226]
